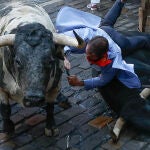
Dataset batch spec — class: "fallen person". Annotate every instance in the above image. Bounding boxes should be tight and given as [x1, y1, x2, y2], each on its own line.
[56, 0, 150, 142]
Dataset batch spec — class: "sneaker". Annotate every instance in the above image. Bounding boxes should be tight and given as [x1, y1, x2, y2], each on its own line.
[87, 3, 98, 10]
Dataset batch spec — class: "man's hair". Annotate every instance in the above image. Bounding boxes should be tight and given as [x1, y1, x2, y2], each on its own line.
[87, 36, 108, 59]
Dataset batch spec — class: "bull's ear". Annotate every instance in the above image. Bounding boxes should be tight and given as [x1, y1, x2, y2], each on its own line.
[55, 45, 64, 60]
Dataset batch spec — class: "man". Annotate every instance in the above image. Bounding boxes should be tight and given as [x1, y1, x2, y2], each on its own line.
[63, 0, 150, 89]
[56, 0, 150, 142]
[56, 0, 150, 107]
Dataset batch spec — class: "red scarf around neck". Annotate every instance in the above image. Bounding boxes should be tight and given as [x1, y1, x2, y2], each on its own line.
[86, 53, 112, 67]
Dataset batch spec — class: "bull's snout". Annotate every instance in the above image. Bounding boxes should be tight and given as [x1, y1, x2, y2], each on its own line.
[23, 90, 45, 107]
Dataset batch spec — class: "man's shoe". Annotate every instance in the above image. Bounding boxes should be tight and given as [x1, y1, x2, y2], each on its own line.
[121, 0, 127, 3]
[87, 3, 99, 10]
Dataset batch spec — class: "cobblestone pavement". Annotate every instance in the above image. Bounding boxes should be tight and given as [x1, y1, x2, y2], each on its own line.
[0, 0, 150, 150]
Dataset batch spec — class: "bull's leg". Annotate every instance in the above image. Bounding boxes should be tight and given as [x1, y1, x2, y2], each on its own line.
[44, 103, 59, 137]
[140, 88, 150, 99]
[111, 117, 126, 143]
[0, 89, 14, 134]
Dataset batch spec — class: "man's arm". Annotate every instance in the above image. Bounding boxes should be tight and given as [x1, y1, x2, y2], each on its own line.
[84, 64, 118, 90]
[67, 63, 118, 90]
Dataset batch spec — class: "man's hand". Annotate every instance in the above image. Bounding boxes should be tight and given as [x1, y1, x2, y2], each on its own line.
[64, 56, 71, 70]
[67, 75, 84, 86]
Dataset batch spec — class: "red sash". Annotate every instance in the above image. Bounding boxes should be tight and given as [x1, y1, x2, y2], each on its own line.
[86, 53, 112, 67]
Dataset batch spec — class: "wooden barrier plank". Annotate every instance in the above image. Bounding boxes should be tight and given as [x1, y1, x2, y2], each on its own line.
[138, 0, 150, 32]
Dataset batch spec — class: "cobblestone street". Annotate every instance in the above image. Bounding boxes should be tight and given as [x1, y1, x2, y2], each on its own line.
[0, 0, 150, 150]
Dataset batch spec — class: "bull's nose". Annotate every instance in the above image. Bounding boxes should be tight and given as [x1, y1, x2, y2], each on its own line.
[24, 90, 45, 107]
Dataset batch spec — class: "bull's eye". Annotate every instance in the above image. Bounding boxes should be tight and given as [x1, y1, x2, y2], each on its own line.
[15, 58, 23, 69]
[43, 58, 54, 68]
[42, 54, 55, 65]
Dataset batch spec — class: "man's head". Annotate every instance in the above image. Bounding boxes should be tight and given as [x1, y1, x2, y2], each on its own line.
[86, 36, 108, 61]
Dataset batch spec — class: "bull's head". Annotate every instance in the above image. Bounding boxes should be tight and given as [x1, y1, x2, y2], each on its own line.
[0, 23, 85, 107]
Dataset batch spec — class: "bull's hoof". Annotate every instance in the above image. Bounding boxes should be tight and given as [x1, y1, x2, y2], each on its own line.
[0, 120, 15, 135]
[45, 127, 59, 137]
[57, 93, 71, 109]
[110, 130, 119, 144]
[58, 101, 71, 109]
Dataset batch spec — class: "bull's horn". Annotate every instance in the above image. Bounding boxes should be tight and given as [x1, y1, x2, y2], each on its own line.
[0, 33, 86, 49]
[112, 117, 125, 143]
[0, 34, 15, 47]
[53, 31, 85, 49]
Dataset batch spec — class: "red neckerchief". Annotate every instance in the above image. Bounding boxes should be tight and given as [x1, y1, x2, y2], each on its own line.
[86, 53, 112, 67]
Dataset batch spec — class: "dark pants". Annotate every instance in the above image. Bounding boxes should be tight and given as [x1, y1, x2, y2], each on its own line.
[100, 0, 150, 57]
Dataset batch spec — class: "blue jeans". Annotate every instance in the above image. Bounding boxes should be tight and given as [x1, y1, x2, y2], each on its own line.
[100, 0, 150, 57]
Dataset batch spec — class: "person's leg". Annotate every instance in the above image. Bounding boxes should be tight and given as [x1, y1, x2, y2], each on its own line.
[100, 0, 125, 27]
[100, 26, 150, 56]
[121, 35, 150, 57]
[100, 0, 150, 57]
[125, 35, 150, 52]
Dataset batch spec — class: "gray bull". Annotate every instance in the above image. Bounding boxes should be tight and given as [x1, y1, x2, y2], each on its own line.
[0, 3, 84, 136]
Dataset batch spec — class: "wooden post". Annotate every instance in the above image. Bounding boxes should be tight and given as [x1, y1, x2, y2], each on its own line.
[138, 7, 144, 32]
[141, 0, 147, 9]
[138, 0, 150, 32]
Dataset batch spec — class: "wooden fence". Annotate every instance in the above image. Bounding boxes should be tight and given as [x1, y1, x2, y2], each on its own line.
[138, 0, 150, 32]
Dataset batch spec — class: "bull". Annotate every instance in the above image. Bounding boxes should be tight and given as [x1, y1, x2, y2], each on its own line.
[0, 2, 85, 136]
[86, 29, 150, 142]
[99, 79, 150, 143]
